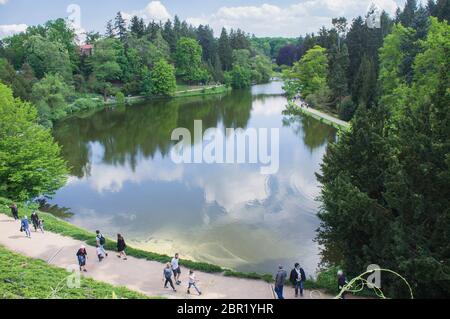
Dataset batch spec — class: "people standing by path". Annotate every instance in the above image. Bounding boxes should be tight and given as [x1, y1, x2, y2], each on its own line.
[187, 270, 202, 296]
[20, 216, 31, 238]
[274, 265, 287, 299]
[95, 230, 108, 258]
[171, 253, 181, 285]
[290, 263, 306, 297]
[31, 211, 40, 232]
[163, 263, 177, 292]
[337, 270, 348, 299]
[117, 234, 127, 260]
[76, 245, 88, 272]
[9, 204, 19, 220]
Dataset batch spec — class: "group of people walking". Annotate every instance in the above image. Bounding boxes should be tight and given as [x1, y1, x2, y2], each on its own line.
[76, 231, 128, 272]
[9, 204, 45, 239]
[8, 203, 348, 299]
[163, 253, 202, 295]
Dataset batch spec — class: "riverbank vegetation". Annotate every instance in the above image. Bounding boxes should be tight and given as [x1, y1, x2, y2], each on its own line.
[281, 0, 449, 298]
[0, 14, 275, 127]
[0, 245, 148, 299]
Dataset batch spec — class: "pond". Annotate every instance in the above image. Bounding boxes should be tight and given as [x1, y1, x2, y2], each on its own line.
[47, 81, 337, 276]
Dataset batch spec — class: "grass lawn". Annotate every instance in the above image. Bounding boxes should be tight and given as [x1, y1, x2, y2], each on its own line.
[0, 245, 148, 299]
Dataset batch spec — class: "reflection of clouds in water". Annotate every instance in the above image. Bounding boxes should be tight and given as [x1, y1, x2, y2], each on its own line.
[192, 167, 270, 215]
[251, 97, 286, 116]
[78, 151, 184, 193]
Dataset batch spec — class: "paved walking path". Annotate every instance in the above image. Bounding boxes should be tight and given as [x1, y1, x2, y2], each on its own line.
[0, 213, 334, 299]
[293, 101, 350, 129]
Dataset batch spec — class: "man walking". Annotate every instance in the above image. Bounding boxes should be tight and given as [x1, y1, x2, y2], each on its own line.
[9, 204, 19, 220]
[290, 263, 306, 297]
[274, 265, 287, 299]
[96, 230, 108, 257]
[171, 253, 181, 285]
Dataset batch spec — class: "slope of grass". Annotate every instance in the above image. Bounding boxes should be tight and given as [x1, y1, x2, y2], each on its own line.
[0, 245, 148, 299]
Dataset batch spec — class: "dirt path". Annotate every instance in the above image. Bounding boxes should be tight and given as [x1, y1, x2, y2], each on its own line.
[0, 213, 336, 299]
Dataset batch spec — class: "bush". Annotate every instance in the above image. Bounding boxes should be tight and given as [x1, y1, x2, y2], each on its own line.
[71, 98, 102, 112]
[115, 92, 126, 106]
[337, 96, 356, 121]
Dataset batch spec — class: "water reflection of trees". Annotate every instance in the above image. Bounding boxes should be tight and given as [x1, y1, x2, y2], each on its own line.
[53, 91, 253, 178]
[283, 112, 337, 152]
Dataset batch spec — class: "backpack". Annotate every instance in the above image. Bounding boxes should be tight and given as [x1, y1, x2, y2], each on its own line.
[98, 235, 106, 246]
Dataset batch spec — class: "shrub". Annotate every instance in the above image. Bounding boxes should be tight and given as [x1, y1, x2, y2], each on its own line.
[337, 96, 356, 121]
[115, 92, 126, 106]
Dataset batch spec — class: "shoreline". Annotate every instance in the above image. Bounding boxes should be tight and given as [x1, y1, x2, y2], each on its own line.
[286, 101, 351, 130]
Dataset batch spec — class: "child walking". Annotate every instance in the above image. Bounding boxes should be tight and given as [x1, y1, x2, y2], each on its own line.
[187, 270, 202, 296]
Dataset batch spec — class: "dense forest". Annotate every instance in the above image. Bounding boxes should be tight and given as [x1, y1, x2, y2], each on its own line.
[0, 14, 292, 127]
[281, 0, 449, 298]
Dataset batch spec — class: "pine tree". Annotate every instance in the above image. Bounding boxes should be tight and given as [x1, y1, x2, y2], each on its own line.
[114, 12, 128, 43]
[328, 43, 349, 105]
[399, 0, 418, 28]
[218, 28, 232, 71]
[130, 16, 145, 38]
[106, 20, 115, 38]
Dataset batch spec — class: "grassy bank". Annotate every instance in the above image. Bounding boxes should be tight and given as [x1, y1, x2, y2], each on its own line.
[0, 245, 148, 299]
[285, 101, 350, 131]
[0, 197, 271, 281]
[172, 85, 231, 98]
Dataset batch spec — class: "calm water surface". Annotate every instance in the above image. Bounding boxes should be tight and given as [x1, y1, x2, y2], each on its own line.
[48, 82, 337, 275]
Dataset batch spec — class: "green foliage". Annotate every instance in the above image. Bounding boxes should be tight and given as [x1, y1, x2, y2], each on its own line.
[251, 55, 273, 84]
[0, 245, 147, 299]
[317, 17, 450, 298]
[24, 35, 72, 81]
[225, 65, 252, 89]
[0, 84, 68, 201]
[337, 96, 356, 121]
[71, 97, 102, 112]
[148, 59, 177, 96]
[115, 92, 125, 106]
[378, 24, 416, 117]
[31, 73, 74, 125]
[283, 45, 329, 98]
[0, 59, 36, 101]
[175, 37, 209, 84]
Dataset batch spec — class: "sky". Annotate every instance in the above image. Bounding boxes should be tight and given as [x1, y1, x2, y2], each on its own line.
[0, 0, 424, 40]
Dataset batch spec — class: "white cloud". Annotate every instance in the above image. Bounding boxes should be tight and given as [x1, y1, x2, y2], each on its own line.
[0, 24, 27, 38]
[187, 0, 404, 37]
[0, 0, 8, 5]
[121, 1, 172, 25]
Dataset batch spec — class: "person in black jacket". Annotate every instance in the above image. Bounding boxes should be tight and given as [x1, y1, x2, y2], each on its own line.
[117, 234, 127, 260]
[31, 211, 40, 232]
[9, 203, 19, 220]
[289, 263, 306, 297]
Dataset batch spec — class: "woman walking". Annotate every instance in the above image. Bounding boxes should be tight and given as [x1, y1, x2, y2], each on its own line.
[163, 263, 177, 292]
[76, 245, 88, 272]
[117, 234, 127, 260]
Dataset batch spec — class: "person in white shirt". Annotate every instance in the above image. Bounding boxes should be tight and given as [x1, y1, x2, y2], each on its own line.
[187, 270, 202, 296]
[171, 253, 181, 285]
